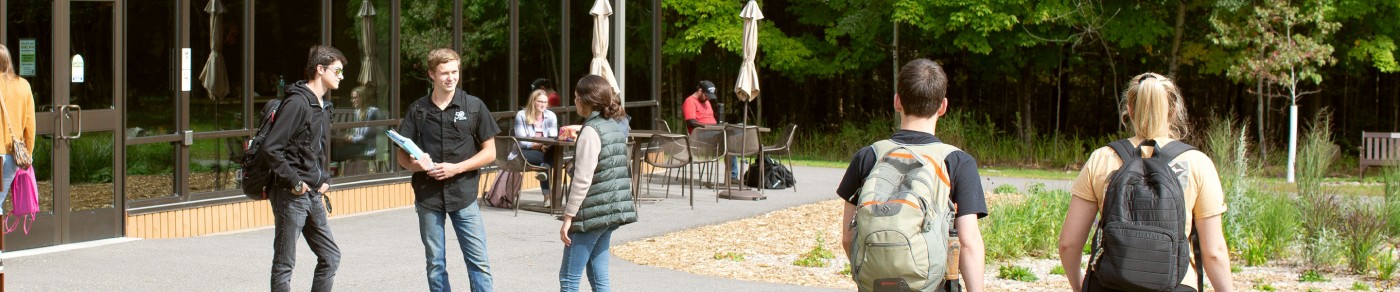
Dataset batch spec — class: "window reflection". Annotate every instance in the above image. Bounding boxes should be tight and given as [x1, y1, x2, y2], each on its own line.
[251, 0, 318, 123]
[126, 142, 177, 201]
[191, 0, 246, 131]
[189, 137, 245, 193]
[333, 0, 392, 119]
[331, 125, 394, 178]
[6, 0, 54, 112]
[126, 0, 178, 136]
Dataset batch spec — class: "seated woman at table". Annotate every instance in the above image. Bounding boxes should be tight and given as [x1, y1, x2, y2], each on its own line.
[514, 89, 558, 188]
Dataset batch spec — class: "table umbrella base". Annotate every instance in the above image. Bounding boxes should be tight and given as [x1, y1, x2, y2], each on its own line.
[719, 189, 766, 201]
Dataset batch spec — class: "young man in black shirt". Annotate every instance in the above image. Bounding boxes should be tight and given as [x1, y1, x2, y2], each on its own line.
[835, 58, 989, 291]
[260, 45, 346, 292]
[395, 48, 499, 292]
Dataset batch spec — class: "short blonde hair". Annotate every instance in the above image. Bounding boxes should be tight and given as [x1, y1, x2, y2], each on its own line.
[1120, 72, 1190, 140]
[426, 48, 460, 72]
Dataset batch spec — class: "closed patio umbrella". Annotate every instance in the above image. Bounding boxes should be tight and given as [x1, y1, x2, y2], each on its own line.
[357, 0, 383, 87]
[735, 0, 763, 103]
[589, 0, 619, 94]
[199, 0, 228, 100]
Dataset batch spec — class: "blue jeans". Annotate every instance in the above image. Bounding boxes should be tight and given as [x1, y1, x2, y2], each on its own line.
[1, 154, 14, 206]
[417, 201, 494, 292]
[270, 189, 341, 292]
[559, 225, 618, 292]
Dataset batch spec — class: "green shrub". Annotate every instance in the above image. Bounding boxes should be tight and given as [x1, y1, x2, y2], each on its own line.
[1206, 116, 1254, 250]
[1376, 247, 1398, 282]
[1351, 282, 1370, 291]
[993, 184, 1018, 194]
[1385, 166, 1400, 238]
[1050, 265, 1065, 275]
[839, 263, 851, 276]
[1296, 110, 1336, 198]
[1254, 282, 1276, 291]
[1340, 200, 1388, 274]
[1299, 270, 1330, 282]
[983, 189, 1071, 260]
[1244, 188, 1298, 265]
[792, 236, 835, 268]
[996, 265, 1038, 282]
[70, 132, 115, 184]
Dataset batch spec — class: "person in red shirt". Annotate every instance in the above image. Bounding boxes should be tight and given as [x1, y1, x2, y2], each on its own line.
[533, 78, 561, 107]
[682, 80, 719, 133]
[682, 80, 741, 181]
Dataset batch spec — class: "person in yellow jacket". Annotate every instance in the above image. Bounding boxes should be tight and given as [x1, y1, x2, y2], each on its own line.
[0, 43, 36, 206]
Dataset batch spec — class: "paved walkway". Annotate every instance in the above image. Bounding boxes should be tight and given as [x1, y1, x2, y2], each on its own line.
[3, 165, 1068, 291]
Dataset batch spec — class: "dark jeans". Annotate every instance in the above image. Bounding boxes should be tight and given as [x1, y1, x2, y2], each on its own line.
[270, 188, 341, 292]
[522, 148, 553, 189]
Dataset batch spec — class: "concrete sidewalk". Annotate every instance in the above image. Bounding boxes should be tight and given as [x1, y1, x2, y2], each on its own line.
[3, 165, 1067, 291]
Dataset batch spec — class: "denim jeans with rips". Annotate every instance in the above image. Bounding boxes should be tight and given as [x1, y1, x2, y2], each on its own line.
[269, 188, 341, 292]
[559, 225, 619, 292]
[416, 200, 494, 292]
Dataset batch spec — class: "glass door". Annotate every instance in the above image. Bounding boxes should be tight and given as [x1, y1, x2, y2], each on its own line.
[6, 0, 124, 250]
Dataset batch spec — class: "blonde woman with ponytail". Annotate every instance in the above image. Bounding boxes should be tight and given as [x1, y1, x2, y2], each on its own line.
[1058, 73, 1234, 291]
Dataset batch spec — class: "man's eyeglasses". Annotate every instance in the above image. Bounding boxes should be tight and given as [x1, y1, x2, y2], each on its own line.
[325, 66, 344, 76]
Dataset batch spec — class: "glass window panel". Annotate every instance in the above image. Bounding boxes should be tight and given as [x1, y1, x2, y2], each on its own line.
[251, 1, 318, 125]
[520, 1, 563, 110]
[399, 0, 453, 111]
[460, 1, 509, 113]
[189, 136, 245, 193]
[69, 2, 115, 111]
[331, 125, 395, 178]
[191, 0, 246, 131]
[6, 0, 54, 112]
[333, 0, 393, 120]
[623, 0, 654, 103]
[126, 142, 176, 201]
[70, 131, 116, 211]
[125, 0, 178, 136]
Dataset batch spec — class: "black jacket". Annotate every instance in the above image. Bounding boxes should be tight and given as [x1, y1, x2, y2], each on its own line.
[259, 81, 333, 191]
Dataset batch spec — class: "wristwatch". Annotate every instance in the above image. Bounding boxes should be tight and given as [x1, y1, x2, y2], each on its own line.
[293, 182, 306, 194]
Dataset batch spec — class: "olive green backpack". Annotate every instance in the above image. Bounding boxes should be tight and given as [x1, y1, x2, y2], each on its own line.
[850, 140, 961, 292]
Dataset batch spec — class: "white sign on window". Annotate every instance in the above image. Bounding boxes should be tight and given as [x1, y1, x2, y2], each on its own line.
[181, 48, 192, 92]
[71, 54, 85, 83]
[18, 39, 35, 77]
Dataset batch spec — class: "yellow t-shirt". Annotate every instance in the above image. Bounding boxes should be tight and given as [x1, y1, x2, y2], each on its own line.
[1070, 137, 1227, 289]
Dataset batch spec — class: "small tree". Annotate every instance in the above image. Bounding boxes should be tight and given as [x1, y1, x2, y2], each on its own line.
[1209, 0, 1339, 182]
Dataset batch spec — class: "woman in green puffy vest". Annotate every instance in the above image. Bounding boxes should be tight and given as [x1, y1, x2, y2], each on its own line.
[557, 74, 638, 292]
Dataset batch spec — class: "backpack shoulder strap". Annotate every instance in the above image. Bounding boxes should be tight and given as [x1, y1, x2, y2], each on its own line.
[1107, 139, 1140, 163]
[1153, 140, 1197, 161]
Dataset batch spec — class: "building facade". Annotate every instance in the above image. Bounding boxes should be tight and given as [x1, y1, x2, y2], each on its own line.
[2, 0, 662, 250]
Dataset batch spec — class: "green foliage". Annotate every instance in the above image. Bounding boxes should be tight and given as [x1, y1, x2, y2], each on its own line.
[1377, 247, 1398, 282]
[1351, 281, 1371, 291]
[1049, 265, 1065, 275]
[993, 184, 1019, 194]
[1298, 111, 1337, 197]
[1340, 199, 1388, 274]
[984, 188, 1071, 260]
[712, 251, 745, 262]
[1300, 269, 1331, 282]
[840, 263, 851, 276]
[1206, 115, 1254, 250]
[1242, 189, 1298, 266]
[71, 133, 115, 184]
[792, 235, 835, 268]
[997, 265, 1038, 282]
[1209, 0, 1339, 88]
[1254, 282, 1277, 291]
[1386, 166, 1400, 238]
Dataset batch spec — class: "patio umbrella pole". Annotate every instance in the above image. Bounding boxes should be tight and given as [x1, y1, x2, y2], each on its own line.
[719, 0, 766, 201]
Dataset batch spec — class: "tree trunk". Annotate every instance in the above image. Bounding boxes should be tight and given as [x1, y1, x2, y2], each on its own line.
[1257, 77, 1268, 159]
[1168, 0, 1187, 77]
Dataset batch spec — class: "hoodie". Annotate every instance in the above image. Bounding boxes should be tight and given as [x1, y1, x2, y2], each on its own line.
[259, 81, 333, 191]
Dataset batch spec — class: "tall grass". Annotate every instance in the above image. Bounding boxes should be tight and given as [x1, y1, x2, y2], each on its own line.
[983, 186, 1072, 260]
[1241, 188, 1299, 266]
[1205, 115, 1254, 250]
[1297, 110, 1342, 271]
[1386, 165, 1400, 238]
[1340, 199, 1388, 274]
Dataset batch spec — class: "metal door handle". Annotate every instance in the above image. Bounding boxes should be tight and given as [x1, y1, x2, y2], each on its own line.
[59, 105, 82, 139]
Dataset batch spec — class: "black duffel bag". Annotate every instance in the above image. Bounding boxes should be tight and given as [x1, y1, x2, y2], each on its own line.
[743, 157, 795, 189]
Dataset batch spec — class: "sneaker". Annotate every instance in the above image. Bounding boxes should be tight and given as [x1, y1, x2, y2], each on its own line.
[535, 172, 548, 182]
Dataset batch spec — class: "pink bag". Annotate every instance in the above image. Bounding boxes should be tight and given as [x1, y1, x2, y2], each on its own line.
[6, 165, 39, 234]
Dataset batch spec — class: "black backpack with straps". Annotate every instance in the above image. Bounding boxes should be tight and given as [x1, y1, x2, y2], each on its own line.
[1085, 139, 1204, 292]
[237, 98, 290, 200]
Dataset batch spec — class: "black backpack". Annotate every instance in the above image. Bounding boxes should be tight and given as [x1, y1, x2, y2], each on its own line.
[1085, 139, 1204, 292]
[236, 98, 288, 200]
[743, 157, 795, 189]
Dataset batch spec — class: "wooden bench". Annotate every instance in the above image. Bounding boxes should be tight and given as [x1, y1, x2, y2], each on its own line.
[1359, 131, 1400, 179]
